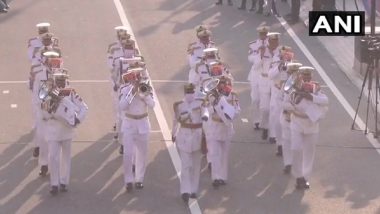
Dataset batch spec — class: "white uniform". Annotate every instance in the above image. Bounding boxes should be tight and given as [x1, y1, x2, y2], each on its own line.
[251, 46, 280, 130]
[284, 89, 328, 179]
[187, 41, 216, 84]
[27, 36, 59, 63]
[42, 91, 87, 187]
[280, 92, 292, 167]
[172, 98, 208, 194]
[268, 58, 289, 142]
[248, 38, 268, 127]
[30, 63, 50, 164]
[207, 92, 240, 181]
[119, 84, 155, 184]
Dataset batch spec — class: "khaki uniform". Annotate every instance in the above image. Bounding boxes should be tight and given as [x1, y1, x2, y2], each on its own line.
[119, 83, 155, 184]
[172, 98, 208, 194]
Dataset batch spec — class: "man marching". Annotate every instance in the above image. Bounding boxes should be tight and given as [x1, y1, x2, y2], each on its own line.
[40, 72, 88, 195]
[119, 68, 155, 192]
[172, 83, 209, 203]
[283, 66, 329, 189]
[248, 26, 269, 130]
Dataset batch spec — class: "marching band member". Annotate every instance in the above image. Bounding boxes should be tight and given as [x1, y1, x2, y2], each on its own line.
[108, 36, 139, 71]
[40, 74, 88, 195]
[27, 23, 59, 63]
[248, 26, 269, 130]
[268, 46, 294, 153]
[114, 57, 146, 155]
[188, 26, 216, 84]
[194, 48, 225, 95]
[206, 77, 240, 188]
[119, 68, 155, 192]
[171, 83, 209, 203]
[280, 62, 302, 174]
[31, 32, 62, 66]
[283, 66, 328, 189]
[29, 51, 61, 162]
[106, 26, 133, 70]
[252, 32, 281, 140]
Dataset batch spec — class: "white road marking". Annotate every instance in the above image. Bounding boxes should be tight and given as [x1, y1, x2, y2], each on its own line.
[112, 1, 202, 213]
[2, 90, 9, 94]
[0, 79, 250, 84]
[277, 17, 380, 153]
[10, 104, 17, 108]
[241, 118, 249, 123]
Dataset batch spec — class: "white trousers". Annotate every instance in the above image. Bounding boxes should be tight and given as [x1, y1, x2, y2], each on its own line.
[259, 92, 270, 129]
[178, 149, 202, 194]
[280, 116, 292, 166]
[48, 139, 71, 186]
[250, 81, 261, 126]
[291, 130, 318, 179]
[122, 132, 149, 183]
[209, 139, 231, 181]
[32, 107, 48, 166]
[112, 90, 122, 143]
[269, 104, 282, 140]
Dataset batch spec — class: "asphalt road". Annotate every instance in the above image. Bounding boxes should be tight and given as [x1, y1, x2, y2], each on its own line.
[1, 0, 380, 214]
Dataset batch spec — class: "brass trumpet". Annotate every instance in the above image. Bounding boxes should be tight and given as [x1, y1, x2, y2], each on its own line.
[38, 81, 62, 113]
[125, 79, 152, 104]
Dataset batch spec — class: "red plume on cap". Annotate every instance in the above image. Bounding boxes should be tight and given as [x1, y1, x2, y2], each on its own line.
[220, 85, 232, 96]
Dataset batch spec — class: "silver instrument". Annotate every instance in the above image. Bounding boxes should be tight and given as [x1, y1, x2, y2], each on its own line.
[38, 82, 61, 113]
[125, 79, 152, 104]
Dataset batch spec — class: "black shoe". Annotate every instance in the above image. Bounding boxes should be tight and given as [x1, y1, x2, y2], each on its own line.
[276, 145, 283, 156]
[264, 12, 271, 16]
[132, 164, 136, 173]
[135, 182, 144, 189]
[190, 193, 197, 198]
[208, 162, 212, 171]
[238, 6, 246, 10]
[227, 0, 233, 5]
[274, 13, 281, 17]
[296, 177, 310, 190]
[215, 1, 222, 5]
[182, 193, 190, 203]
[218, 179, 226, 186]
[269, 137, 276, 144]
[33, 147, 39, 158]
[0, 8, 7, 13]
[39, 165, 48, 176]
[283, 165, 291, 174]
[60, 184, 68, 192]
[126, 182, 133, 192]
[50, 186, 59, 195]
[254, 122, 260, 130]
[212, 179, 220, 188]
[261, 129, 268, 140]
[119, 145, 123, 155]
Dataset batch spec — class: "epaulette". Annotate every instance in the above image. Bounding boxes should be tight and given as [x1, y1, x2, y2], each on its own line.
[30, 64, 42, 72]
[108, 42, 118, 52]
[173, 101, 183, 109]
[249, 40, 257, 44]
[110, 46, 121, 54]
[27, 37, 39, 47]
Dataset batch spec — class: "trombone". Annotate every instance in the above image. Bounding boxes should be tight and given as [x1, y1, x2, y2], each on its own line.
[125, 79, 152, 104]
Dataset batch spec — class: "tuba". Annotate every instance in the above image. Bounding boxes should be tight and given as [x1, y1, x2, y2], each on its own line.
[38, 81, 61, 113]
